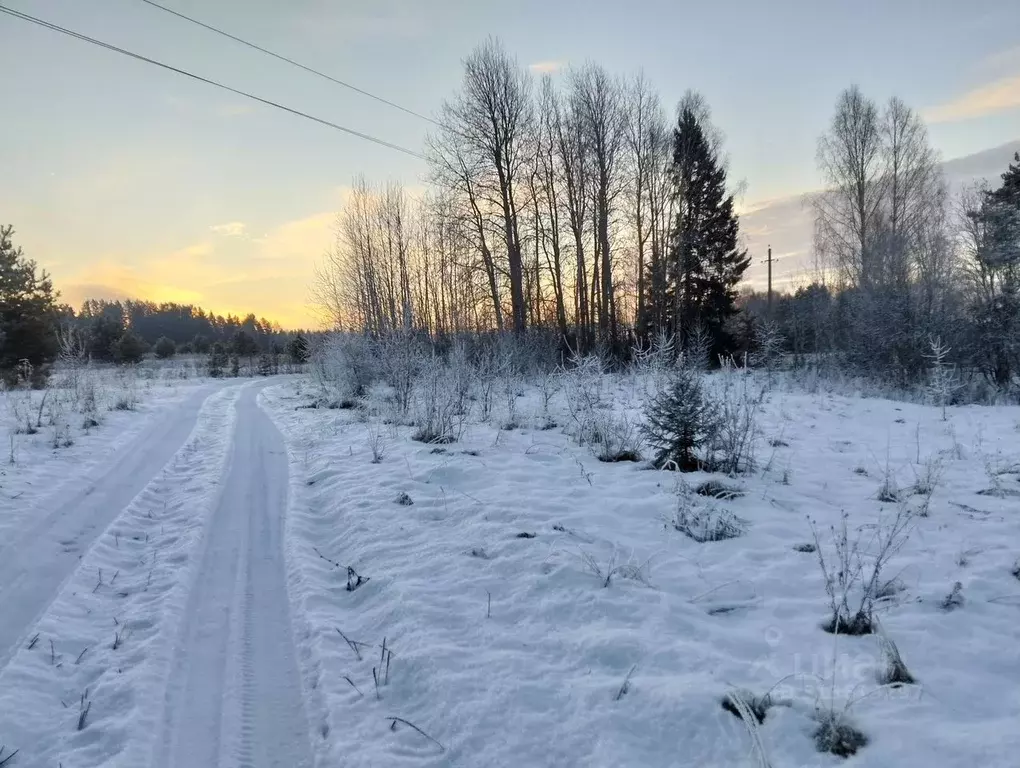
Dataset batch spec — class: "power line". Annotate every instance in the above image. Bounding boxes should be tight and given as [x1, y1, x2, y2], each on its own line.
[134, 0, 439, 126]
[0, 4, 425, 159]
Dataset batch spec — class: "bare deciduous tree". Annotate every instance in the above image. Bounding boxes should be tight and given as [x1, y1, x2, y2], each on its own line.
[569, 63, 627, 341]
[431, 37, 534, 334]
[815, 85, 886, 289]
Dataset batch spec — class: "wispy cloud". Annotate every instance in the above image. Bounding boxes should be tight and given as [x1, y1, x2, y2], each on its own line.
[978, 46, 1020, 73]
[528, 60, 565, 74]
[924, 74, 1020, 123]
[210, 221, 247, 238]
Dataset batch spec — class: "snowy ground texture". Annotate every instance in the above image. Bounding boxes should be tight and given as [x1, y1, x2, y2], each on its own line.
[260, 370, 1020, 768]
[0, 362, 1018, 767]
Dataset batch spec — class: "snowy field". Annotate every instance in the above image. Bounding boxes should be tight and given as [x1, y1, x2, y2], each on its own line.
[0, 358, 1018, 767]
[257, 365, 1020, 768]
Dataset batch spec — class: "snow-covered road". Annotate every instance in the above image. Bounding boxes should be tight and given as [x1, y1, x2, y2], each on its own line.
[155, 383, 313, 768]
[0, 379, 315, 767]
[0, 382, 225, 670]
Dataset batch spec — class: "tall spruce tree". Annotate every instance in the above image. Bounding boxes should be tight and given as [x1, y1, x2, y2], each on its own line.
[970, 152, 1020, 387]
[0, 225, 59, 382]
[664, 107, 749, 361]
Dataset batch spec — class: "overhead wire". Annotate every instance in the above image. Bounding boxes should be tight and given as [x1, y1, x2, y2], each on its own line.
[133, 0, 439, 126]
[0, 4, 426, 159]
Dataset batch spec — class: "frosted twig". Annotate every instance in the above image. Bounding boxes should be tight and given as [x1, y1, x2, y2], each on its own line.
[614, 665, 637, 701]
[387, 717, 445, 752]
[335, 628, 368, 661]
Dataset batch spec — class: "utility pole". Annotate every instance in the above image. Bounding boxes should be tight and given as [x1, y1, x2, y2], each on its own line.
[766, 244, 773, 318]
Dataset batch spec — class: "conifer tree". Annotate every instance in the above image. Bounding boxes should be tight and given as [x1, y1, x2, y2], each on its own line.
[0, 225, 59, 382]
[664, 107, 750, 361]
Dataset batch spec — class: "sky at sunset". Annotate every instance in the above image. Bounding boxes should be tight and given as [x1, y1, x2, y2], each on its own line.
[2, 0, 1019, 328]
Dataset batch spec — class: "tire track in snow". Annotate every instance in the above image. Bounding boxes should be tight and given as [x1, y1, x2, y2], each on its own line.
[155, 383, 314, 768]
[0, 382, 228, 673]
[0, 383, 244, 767]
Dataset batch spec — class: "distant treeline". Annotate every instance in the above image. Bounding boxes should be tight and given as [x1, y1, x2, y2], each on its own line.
[72, 299, 313, 361]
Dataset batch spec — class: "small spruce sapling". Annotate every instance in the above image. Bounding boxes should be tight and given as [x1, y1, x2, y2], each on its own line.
[925, 336, 959, 421]
[641, 363, 716, 470]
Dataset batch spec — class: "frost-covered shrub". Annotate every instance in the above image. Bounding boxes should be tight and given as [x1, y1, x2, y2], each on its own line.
[669, 479, 745, 542]
[672, 501, 745, 542]
[631, 331, 678, 396]
[411, 355, 464, 444]
[313, 333, 380, 407]
[708, 363, 766, 475]
[591, 411, 642, 463]
[379, 332, 424, 417]
[562, 351, 606, 447]
[535, 368, 561, 427]
[447, 339, 475, 418]
[642, 364, 716, 470]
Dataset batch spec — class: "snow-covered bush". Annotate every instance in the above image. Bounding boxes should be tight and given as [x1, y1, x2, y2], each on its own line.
[447, 339, 475, 418]
[500, 364, 521, 430]
[590, 410, 642, 463]
[379, 332, 424, 417]
[668, 479, 745, 541]
[411, 354, 464, 444]
[535, 368, 561, 428]
[671, 499, 745, 542]
[708, 362, 766, 475]
[6, 379, 39, 435]
[631, 331, 678, 396]
[641, 363, 716, 470]
[470, 340, 505, 423]
[313, 333, 380, 407]
[562, 351, 606, 447]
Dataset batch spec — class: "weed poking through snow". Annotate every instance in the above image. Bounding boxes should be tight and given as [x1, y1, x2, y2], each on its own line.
[721, 690, 774, 724]
[367, 420, 387, 463]
[723, 689, 774, 768]
[695, 480, 745, 499]
[346, 566, 369, 592]
[939, 581, 964, 611]
[77, 689, 92, 731]
[813, 710, 868, 758]
[613, 665, 637, 701]
[387, 717, 445, 753]
[875, 621, 916, 686]
[578, 549, 653, 587]
[671, 481, 745, 542]
[811, 505, 914, 635]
